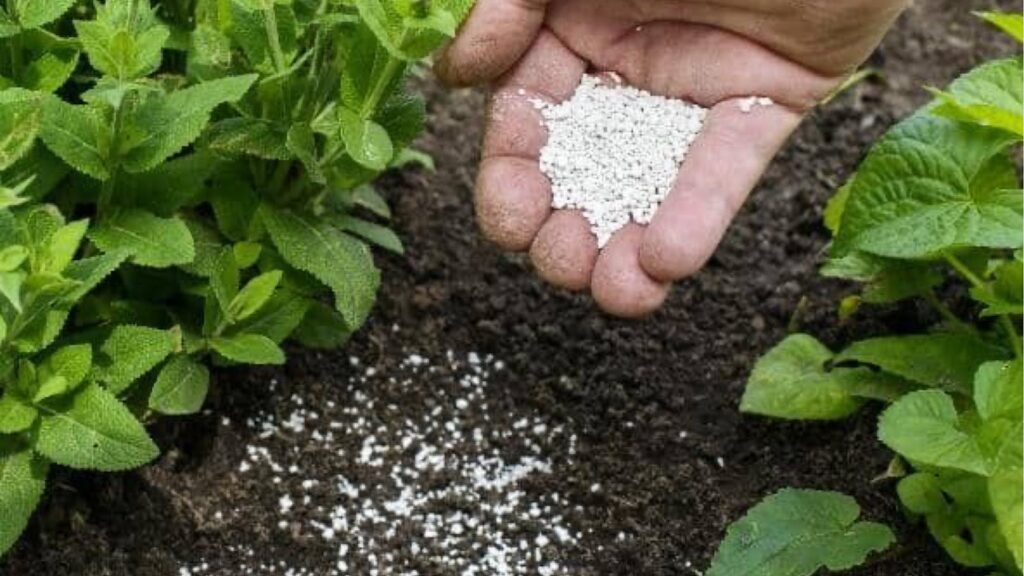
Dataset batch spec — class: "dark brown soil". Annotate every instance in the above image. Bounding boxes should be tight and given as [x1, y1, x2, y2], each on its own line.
[2, 2, 1019, 575]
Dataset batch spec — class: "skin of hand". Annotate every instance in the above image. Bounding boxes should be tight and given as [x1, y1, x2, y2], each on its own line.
[434, 0, 911, 318]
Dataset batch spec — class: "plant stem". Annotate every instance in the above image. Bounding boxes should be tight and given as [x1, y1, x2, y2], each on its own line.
[944, 252, 1022, 358]
[361, 57, 403, 119]
[99, 101, 128, 216]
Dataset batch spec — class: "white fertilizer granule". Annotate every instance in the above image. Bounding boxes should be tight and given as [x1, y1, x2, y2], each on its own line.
[536, 75, 708, 247]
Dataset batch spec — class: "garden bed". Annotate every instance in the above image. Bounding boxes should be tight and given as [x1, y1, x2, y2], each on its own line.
[1, 1, 1017, 574]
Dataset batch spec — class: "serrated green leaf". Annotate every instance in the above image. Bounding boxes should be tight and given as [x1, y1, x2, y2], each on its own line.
[89, 210, 195, 268]
[378, 92, 425, 151]
[120, 75, 257, 173]
[210, 247, 239, 314]
[206, 117, 291, 159]
[352, 185, 391, 219]
[740, 334, 865, 421]
[291, 300, 352, 349]
[0, 393, 37, 433]
[706, 489, 895, 576]
[40, 219, 88, 273]
[117, 152, 220, 216]
[230, 289, 310, 343]
[972, 258, 1023, 316]
[929, 57, 1023, 136]
[832, 112, 1021, 259]
[62, 251, 128, 301]
[228, 270, 281, 321]
[261, 206, 379, 329]
[210, 333, 285, 365]
[149, 355, 210, 415]
[92, 325, 175, 395]
[0, 89, 42, 171]
[975, 359, 1023, 422]
[990, 470, 1023, 569]
[0, 445, 48, 557]
[835, 334, 1007, 395]
[338, 106, 393, 170]
[0, 245, 28, 272]
[878, 390, 991, 475]
[12, 0, 75, 29]
[39, 98, 110, 180]
[74, 15, 169, 81]
[20, 48, 79, 93]
[976, 12, 1024, 43]
[36, 344, 92, 400]
[34, 382, 159, 471]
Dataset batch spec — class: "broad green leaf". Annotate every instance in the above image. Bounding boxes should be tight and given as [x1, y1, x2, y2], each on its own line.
[38, 344, 92, 394]
[230, 289, 310, 343]
[929, 57, 1023, 136]
[835, 334, 1007, 394]
[0, 89, 42, 171]
[822, 251, 943, 304]
[832, 112, 1021, 259]
[12, 0, 75, 29]
[878, 390, 991, 475]
[976, 11, 1024, 43]
[974, 360, 1023, 421]
[210, 333, 285, 365]
[740, 335, 864, 420]
[149, 355, 210, 415]
[119, 75, 258, 173]
[227, 2, 298, 74]
[39, 219, 88, 273]
[378, 92, 426, 151]
[63, 251, 129, 301]
[340, 23, 406, 113]
[20, 48, 80, 93]
[74, 14, 169, 80]
[926, 511, 999, 567]
[206, 117, 291, 159]
[228, 270, 282, 321]
[34, 382, 159, 471]
[897, 472, 947, 515]
[0, 245, 28, 271]
[353, 185, 391, 219]
[7, 277, 78, 353]
[117, 152, 220, 216]
[89, 210, 195, 268]
[0, 445, 48, 556]
[39, 98, 110, 180]
[338, 106, 394, 170]
[261, 206, 379, 329]
[706, 489, 894, 576]
[0, 393, 37, 433]
[92, 325, 175, 395]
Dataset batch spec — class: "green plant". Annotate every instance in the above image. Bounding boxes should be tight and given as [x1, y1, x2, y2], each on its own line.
[709, 11, 1023, 576]
[0, 0, 471, 557]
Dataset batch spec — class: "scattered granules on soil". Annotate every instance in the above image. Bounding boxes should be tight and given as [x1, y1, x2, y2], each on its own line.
[179, 350, 583, 576]
[535, 75, 707, 247]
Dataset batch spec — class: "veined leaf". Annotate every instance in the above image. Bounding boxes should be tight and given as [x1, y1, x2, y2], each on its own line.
[976, 11, 1024, 43]
[20, 48, 80, 93]
[832, 112, 1021, 259]
[974, 359, 1023, 422]
[929, 57, 1023, 137]
[210, 333, 285, 365]
[0, 393, 37, 433]
[835, 334, 1007, 395]
[230, 289, 310, 343]
[338, 106, 394, 171]
[149, 355, 210, 415]
[12, 0, 75, 29]
[228, 270, 282, 321]
[0, 89, 42, 171]
[39, 98, 110, 180]
[92, 325, 176, 395]
[89, 210, 195, 268]
[206, 117, 291, 160]
[34, 382, 159, 471]
[878, 390, 991, 475]
[261, 206, 379, 329]
[0, 445, 48, 556]
[706, 489, 894, 576]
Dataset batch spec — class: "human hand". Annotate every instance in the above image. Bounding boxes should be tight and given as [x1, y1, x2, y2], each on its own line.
[436, 0, 910, 317]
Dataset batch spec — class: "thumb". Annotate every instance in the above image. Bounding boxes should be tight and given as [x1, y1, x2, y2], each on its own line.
[435, 0, 551, 86]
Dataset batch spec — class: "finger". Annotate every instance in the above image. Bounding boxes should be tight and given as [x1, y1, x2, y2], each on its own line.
[530, 210, 598, 292]
[475, 32, 586, 251]
[435, 0, 552, 87]
[591, 224, 670, 318]
[639, 100, 803, 282]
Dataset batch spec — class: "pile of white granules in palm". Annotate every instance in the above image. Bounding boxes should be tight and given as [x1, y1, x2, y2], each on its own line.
[536, 75, 709, 247]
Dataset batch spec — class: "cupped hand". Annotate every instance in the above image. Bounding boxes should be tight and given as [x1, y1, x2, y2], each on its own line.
[436, 0, 909, 317]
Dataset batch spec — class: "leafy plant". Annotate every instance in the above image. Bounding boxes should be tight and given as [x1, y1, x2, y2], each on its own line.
[710, 11, 1023, 576]
[0, 0, 471, 557]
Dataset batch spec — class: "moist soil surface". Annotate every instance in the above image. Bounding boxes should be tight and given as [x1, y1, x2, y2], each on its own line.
[2, 2, 1019, 575]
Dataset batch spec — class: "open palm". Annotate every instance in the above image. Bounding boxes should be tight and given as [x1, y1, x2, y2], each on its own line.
[437, 0, 909, 317]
